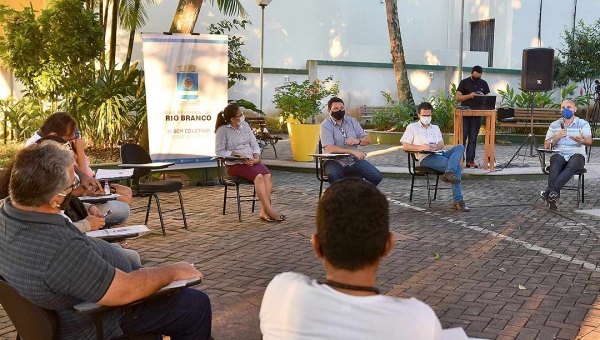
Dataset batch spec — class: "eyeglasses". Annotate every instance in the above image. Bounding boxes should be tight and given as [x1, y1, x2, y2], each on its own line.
[63, 141, 73, 150]
[338, 125, 347, 139]
[233, 113, 244, 119]
[61, 177, 80, 193]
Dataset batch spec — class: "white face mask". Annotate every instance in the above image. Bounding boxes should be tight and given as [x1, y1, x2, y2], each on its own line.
[420, 116, 432, 125]
[239, 114, 245, 123]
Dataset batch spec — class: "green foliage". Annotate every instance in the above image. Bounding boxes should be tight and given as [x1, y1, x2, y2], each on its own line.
[371, 92, 416, 131]
[555, 19, 600, 96]
[207, 19, 252, 89]
[0, 0, 103, 113]
[498, 83, 591, 109]
[63, 63, 146, 147]
[228, 99, 265, 116]
[206, 0, 247, 18]
[0, 141, 22, 167]
[0, 96, 47, 140]
[422, 84, 458, 133]
[272, 76, 340, 124]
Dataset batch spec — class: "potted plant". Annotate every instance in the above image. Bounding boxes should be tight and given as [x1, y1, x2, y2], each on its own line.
[273, 76, 340, 161]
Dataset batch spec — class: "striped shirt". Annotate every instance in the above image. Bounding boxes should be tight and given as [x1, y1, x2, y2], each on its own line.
[545, 117, 591, 161]
[320, 116, 367, 166]
[215, 121, 262, 165]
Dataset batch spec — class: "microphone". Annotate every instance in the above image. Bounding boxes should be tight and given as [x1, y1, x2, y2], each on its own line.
[560, 118, 565, 130]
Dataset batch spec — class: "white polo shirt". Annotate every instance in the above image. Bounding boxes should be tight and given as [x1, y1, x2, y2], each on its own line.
[400, 122, 443, 161]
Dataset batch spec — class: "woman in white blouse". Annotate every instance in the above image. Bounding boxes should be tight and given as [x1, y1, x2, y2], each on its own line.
[215, 104, 285, 222]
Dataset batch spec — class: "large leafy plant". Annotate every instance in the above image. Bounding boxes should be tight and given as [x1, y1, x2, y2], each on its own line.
[272, 76, 340, 124]
[371, 92, 416, 131]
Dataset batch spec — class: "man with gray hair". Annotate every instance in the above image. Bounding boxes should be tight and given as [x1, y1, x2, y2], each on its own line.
[0, 142, 212, 340]
[541, 99, 591, 210]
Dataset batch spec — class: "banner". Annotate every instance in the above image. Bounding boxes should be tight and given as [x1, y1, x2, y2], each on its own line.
[141, 33, 228, 166]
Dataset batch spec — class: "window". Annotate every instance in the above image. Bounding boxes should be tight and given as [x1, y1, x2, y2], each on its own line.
[470, 19, 495, 67]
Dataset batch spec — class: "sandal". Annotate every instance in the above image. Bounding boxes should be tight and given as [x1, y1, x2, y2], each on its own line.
[259, 215, 276, 223]
[117, 240, 131, 249]
[271, 214, 286, 222]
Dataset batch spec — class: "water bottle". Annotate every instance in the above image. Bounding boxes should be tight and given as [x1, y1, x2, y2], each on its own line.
[104, 180, 110, 195]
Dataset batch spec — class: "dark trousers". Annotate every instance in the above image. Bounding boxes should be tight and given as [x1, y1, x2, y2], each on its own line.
[462, 116, 481, 163]
[123, 288, 212, 340]
[547, 153, 585, 198]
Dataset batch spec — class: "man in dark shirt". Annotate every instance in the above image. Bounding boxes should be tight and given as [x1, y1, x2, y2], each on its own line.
[0, 142, 212, 340]
[455, 65, 490, 168]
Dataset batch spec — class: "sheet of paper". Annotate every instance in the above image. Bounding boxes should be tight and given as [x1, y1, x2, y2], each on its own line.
[441, 327, 469, 340]
[85, 225, 150, 238]
[95, 168, 134, 180]
[308, 153, 350, 157]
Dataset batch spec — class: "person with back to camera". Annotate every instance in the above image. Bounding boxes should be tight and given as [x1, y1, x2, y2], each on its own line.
[215, 103, 286, 222]
[455, 65, 490, 168]
[260, 179, 443, 339]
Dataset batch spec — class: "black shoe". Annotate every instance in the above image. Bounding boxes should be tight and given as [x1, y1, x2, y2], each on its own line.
[453, 200, 470, 212]
[547, 191, 559, 210]
[539, 190, 548, 202]
[441, 171, 461, 184]
[466, 162, 478, 169]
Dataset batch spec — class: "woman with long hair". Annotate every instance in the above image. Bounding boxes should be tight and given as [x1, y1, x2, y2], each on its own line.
[215, 104, 285, 222]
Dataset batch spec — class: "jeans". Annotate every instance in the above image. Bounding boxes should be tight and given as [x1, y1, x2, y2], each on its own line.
[96, 201, 130, 227]
[324, 159, 383, 186]
[123, 288, 212, 340]
[463, 116, 481, 163]
[547, 153, 585, 198]
[420, 145, 465, 203]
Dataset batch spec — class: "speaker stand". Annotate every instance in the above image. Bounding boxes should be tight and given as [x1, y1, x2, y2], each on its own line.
[505, 94, 538, 167]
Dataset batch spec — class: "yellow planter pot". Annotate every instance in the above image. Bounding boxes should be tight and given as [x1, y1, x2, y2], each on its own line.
[287, 123, 321, 162]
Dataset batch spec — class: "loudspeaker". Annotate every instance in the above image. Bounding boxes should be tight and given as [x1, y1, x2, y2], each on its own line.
[521, 48, 554, 92]
[497, 107, 515, 122]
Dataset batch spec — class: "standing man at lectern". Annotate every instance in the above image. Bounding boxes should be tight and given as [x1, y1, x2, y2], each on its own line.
[456, 65, 490, 168]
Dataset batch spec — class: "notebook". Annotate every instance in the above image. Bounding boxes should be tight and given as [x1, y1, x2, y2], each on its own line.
[470, 95, 496, 110]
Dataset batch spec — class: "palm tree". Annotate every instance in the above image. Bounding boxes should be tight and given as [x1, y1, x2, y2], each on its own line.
[119, 0, 161, 67]
[169, 0, 246, 34]
[384, 0, 414, 104]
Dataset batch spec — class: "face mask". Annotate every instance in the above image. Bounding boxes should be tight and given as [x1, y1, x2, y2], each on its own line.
[562, 108, 574, 119]
[58, 192, 72, 210]
[239, 115, 245, 122]
[471, 76, 480, 81]
[331, 110, 345, 120]
[420, 116, 432, 125]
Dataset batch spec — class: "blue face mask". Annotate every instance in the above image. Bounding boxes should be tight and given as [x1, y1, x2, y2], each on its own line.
[562, 108, 574, 119]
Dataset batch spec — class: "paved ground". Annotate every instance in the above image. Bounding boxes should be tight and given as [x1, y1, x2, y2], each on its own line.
[3, 139, 600, 339]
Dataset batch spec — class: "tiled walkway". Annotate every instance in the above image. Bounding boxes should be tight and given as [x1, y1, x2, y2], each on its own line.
[3, 139, 600, 339]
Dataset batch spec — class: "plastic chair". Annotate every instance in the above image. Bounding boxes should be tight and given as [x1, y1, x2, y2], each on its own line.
[120, 143, 188, 236]
[0, 276, 158, 340]
[214, 157, 258, 222]
[536, 148, 586, 208]
[405, 151, 444, 207]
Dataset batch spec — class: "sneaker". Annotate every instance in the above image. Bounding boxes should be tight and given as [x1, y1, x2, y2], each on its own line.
[539, 190, 548, 202]
[441, 171, 461, 184]
[453, 200, 471, 212]
[547, 191, 559, 210]
[466, 162, 478, 169]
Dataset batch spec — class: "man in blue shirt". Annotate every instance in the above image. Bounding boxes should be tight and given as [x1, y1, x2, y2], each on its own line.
[319, 97, 382, 186]
[541, 100, 591, 210]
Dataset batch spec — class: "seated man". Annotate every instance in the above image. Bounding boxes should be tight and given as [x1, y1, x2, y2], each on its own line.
[260, 179, 443, 339]
[0, 143, 212, 340]
[540, 99, 591, 210]
[319, 97, 382, 186]
[26, 112, 130, 227]
[401, 102, 470, 212]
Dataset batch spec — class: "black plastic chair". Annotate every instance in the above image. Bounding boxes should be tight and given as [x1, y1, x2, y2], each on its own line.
[314, 140, 362, 198]
[120, 143, 188, 236]
[214, 157, 258, 222]
[406, 151, 444, 207]
[0, 276, 157, 340]
[537, 148, 586, 208]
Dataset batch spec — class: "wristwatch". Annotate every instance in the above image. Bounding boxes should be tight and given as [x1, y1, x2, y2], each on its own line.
[356, 139, 361, 146]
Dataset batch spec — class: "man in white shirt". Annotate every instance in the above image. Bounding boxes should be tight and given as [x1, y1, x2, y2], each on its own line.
[400, 102, 469, 212]
[260, 179, 443, 340]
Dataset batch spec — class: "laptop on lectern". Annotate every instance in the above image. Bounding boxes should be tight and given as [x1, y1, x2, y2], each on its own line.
[470, 95, 496, 110]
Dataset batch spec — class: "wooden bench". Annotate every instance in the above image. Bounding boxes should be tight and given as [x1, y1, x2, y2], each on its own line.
[245, 116, 282, 158]
[497, 108, 561, 129]
[359, 105, 385, 125]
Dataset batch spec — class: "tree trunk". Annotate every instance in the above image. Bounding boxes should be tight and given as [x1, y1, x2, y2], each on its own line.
[384, 0, 414, 104]
[169, 0, 204, 33]
[108, 0, 119, 69]
[124, 0, 140, 67]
